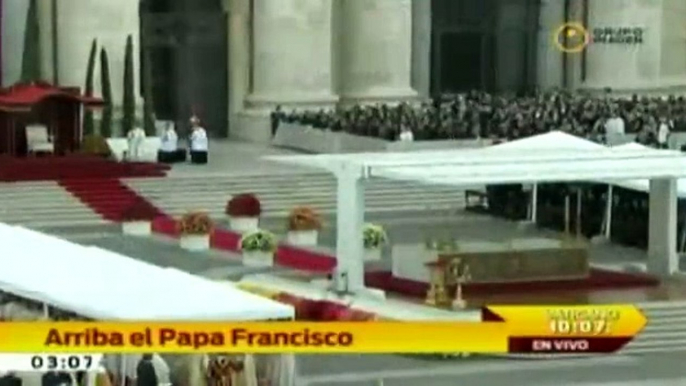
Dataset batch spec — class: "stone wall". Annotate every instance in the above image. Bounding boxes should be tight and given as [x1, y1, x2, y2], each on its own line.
[1, 0, 29, 86]
[583, 0, 686, 92]
[54, 0, 140, 106]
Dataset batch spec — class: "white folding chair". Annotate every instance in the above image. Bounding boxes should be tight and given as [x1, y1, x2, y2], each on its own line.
[25, 124, 54, 154]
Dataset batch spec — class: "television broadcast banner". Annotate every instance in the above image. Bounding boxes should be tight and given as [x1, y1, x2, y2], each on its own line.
[0, 305, 646, 355]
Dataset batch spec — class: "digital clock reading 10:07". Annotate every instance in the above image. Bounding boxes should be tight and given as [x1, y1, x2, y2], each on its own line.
[547, 309, 619, 336]
[30, 354, 98, 371]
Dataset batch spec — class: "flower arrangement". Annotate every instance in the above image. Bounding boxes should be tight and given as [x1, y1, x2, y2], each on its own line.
[120, 200, 158, 222]
[178, 212, 213, 235]
[287, 207, 322, 231]
[226, 193, 262, 217]
[240, 230, 278, 253]
[363, 223, 387, 249]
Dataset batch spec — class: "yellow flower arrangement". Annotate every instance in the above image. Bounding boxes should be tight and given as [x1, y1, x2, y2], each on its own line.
[177, 211, 213, 235]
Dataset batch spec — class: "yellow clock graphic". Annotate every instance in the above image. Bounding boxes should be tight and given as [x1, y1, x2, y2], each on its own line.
[553, 23, 590, 53]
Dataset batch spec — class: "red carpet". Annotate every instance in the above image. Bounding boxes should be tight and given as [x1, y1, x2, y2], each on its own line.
[152, 217, 337, 272]
[0, 155, 169, 181]
[60, 178, 166, 222]
[364, 269, 660, 298]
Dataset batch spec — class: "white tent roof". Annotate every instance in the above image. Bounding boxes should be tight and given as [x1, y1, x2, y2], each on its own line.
[0, 225, 293, 320]
[265, 131, 686, 185]
[491, 131, 604, 151]
[607, 142, 686, 197]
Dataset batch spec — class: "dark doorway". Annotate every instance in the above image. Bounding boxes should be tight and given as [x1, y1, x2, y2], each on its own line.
[430, 0, 539, 95]
[438, 32, 484, 92]
[139, 0, 228, 137]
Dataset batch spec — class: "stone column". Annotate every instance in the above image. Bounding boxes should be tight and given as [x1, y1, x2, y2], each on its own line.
[55, 0, 140, 106]
[245, 0, 337, 109]
[411, 0, 431, 98]
[536, 0, 565, 89]
[1, 0, 30, 86]
[337, 0, 417, 103]
[226, 0, 250, 119]
[648, 178, 678, 276]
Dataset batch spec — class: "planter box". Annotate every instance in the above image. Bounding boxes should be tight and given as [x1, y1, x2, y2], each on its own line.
[122, 221, 152, 236]
[286, 230, 318, 246]
[272, 123, 492, 154]
[229, 216, 259, 233]
[364, 248, 382, 262]
[180, 234, 210, 251]
[242, 251, 274, 267]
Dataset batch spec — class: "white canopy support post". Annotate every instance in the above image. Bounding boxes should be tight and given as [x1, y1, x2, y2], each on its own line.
[564, 194, 571, 234]
[335, 166, 366, 293]
[576, 188, 582, 238]
[42, 303, 49, 319]
[648, 178, 679, 275]
[604, 185, 613, 238]
[530, 183, 538, 223]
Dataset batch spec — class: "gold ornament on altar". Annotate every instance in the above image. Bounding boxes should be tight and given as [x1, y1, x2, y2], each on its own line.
[448, 258, 471, 310]
[424, 260, 451, 307]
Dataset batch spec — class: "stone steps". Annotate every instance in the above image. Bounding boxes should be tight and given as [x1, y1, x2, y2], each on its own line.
[125, 173, 470, 219]
[0, 172, 473, 228]
[0, 182, 102, 227]
[618, 302, 686, 354]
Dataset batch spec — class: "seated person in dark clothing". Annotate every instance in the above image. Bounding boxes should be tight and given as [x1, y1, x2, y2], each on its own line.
[0, 373, 22, 386]
[270, 105, 283, 136]
[136, 354, 158, 386]
[42, 372, 72, 386]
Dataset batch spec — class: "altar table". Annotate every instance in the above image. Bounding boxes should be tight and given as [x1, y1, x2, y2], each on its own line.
[392, 238, 589, 284]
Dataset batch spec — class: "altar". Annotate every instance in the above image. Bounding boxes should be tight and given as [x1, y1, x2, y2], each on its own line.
[392, 237, 589, 284]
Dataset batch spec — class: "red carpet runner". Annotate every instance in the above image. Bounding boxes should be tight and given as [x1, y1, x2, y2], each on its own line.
[0, 156, 169, 181]
[151, 218, 658, 297]
[60, 178, 166, 222]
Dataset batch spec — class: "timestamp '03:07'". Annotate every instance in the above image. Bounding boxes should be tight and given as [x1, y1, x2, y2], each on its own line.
[31, 355, 93, 370]
[549, 319, 611, 335]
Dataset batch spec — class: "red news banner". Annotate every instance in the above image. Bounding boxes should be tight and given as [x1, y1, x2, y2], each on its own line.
[0, 305, 647, 354]
[487, 305, 647, 354]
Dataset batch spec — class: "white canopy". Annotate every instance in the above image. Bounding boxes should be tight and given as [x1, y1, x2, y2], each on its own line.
[0, 224, 293, 320]
[265, 131, 686, 185]
[605, 142, 686, 197]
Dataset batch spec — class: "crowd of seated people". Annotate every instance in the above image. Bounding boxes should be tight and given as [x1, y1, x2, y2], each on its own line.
[273, 90, 686, 147]
[486, 182, 686, 250]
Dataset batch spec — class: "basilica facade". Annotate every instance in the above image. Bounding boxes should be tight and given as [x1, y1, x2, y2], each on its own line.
[2, 0, 686, 140]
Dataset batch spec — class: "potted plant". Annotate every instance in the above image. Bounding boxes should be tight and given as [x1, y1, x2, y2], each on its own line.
[226, 193, 261, 233]
[120, 199, 158, 236]
[239, 229, 278, 267]
[286, 206, 322, 246]
[178, 211, 213, 251]
[363, 223, 387, 261]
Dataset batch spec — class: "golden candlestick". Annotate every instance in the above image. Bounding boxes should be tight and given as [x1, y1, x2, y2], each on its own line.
[449, 258, 471, 310]
[424, 261, 451, 307]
